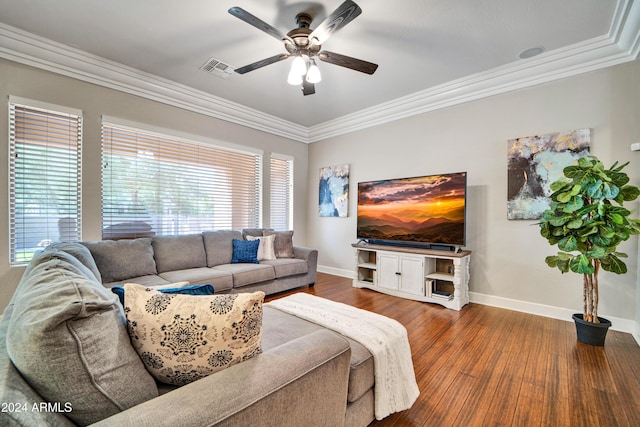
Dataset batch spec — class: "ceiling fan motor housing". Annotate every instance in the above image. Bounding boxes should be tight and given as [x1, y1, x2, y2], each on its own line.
[285, 13, 321, 57]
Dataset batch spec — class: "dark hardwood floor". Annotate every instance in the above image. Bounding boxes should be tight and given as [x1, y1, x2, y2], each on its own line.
[268, 272, 640, 427]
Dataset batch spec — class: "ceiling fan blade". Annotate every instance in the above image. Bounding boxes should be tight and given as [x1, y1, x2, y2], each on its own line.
[234, 54, 289, 74]
[228, 7, 292, 43]
[318, 51, 378, 75]
[308, 0, 362, 45]
[302, 80, 316, 96]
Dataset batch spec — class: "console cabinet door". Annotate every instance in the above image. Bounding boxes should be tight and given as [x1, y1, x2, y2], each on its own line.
[399, 255, 425, 296]
[377, 252, 400, 290]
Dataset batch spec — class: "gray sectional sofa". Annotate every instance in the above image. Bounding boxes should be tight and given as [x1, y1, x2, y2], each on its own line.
[80, 229, 317, 295]
[0, 231, 377, 426]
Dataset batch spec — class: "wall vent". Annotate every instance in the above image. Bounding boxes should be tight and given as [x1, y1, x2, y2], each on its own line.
[199, 58, 234, 79]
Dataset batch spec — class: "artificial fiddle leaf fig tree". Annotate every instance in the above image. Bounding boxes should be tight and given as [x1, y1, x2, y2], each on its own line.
[539, 156, 640, 324]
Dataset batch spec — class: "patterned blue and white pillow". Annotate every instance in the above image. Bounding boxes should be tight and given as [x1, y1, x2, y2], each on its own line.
[123, 283, 264, 386]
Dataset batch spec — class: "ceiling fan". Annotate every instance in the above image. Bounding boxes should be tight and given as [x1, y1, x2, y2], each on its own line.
[228, 0, 378, 95]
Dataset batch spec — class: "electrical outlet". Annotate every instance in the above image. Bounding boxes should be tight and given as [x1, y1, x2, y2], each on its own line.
[632, 142, 640, 151]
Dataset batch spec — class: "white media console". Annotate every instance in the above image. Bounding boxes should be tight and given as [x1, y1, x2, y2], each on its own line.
[352, 243, 471, 310]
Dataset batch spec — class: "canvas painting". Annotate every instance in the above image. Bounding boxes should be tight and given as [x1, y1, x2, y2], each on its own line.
[319, 164, 349, 217]
[507, 128, 590, 220]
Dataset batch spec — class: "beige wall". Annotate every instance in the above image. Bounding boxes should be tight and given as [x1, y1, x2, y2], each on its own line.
[308, 60, 640, 324]
[0, 59, 309, 312]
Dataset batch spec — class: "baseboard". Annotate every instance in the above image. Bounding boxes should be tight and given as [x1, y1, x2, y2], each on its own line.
[469, 292, 637, 336]
[317, 264, 639, 342]
[318, 265, 353, 278]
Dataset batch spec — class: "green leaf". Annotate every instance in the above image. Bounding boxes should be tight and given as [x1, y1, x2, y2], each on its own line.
[557, 191, 572, 203]
[566, 196, 584, 212]
[586, 180, 603, 198]
[558, 235, 578, 251]
[570, 254, 594, 274]
[549, 215, 570, 226]
[601, 182, 620, 199]
[608, 213, 624, 224]
[620, 185, 640, 202]
[566, 218, 583, 229]
[586, 246, 606, 259]
[589, 234, 611, 247]
[550, 179, 570, 192]
[609, 171, 629, 187]
[600, 254, 627, 274]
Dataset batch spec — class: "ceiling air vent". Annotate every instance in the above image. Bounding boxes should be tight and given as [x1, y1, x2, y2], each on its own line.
[199, 58, 234, 79]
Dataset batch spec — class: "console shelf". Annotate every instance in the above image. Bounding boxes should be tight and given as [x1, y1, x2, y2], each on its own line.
[352, 243, 471, 310]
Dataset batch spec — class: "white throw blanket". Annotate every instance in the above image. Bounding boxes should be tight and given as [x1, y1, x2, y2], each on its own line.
[266, 293, 420, 420]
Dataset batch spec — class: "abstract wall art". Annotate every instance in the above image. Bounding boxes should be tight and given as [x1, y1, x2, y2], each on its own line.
[507, 128, 590, 220]
[319, 164, 349, 217]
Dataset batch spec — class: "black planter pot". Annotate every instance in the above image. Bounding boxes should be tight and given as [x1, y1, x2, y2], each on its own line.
[572, 314, 611, 346]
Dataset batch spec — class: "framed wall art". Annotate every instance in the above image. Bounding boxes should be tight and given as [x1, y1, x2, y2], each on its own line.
[319, 164, 349, 217]
[507, 128, 590, 220]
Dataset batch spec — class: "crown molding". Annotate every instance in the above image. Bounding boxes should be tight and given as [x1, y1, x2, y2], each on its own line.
[1, 0, 638, 145]
[0, 23, 310, 143]
[308, 0, 640, 142]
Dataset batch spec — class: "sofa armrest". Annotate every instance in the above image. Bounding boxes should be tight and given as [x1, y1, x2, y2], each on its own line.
[293, 246, 318, 285]
[91, 329, 350, 427]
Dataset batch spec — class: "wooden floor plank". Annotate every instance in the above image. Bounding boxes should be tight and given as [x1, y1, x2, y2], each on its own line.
[268, 273, 640, 426]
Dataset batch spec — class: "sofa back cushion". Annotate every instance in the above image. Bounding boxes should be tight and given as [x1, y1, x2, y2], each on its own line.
[81, 238, 157, 283]
[203, 230, 242, 267]
[0, 305, 77, 427]
[6, 253, 158, 425]
[45, 242, 103, 282]
[152, 234, 207, 273]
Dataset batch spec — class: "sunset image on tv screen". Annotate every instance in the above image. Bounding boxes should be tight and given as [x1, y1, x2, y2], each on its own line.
[357, 172, 466, 246]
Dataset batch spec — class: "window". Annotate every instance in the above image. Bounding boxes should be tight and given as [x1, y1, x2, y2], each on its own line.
[270, 154, 293, 230]
[9, 98, 82, 265]
[101, 120, 262, 239]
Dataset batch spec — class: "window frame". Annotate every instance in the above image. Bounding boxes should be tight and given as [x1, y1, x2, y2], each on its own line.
[269, 153, 294, 231]
[8, 96, 83, 266]
[100, 117, 263, 239]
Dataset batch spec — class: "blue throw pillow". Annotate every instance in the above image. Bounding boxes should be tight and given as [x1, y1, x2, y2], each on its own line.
[112, 284, 215, 305]
[231, 238, 260, 264]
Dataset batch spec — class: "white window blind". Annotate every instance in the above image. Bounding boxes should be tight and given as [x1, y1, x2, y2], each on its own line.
[101, 122, 262, 239]
[270, 154, 293, 231]
[9, 100, 82, 265]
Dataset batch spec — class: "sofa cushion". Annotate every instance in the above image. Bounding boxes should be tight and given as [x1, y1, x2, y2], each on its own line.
[264, 230, 295, 258]
[246, 234, 277, 261]
[123, 283, 264, 386]
[231, 239, 260, 264]
[45, 241, 102, 282]
[6, 255, 158, 426]
[82, 238, 157, 283]
[0, 305, 78, 427]
[214, 263, 276, 288]
[262, 258, 308, 278]
[152, 234, 207, 273]
[28, 247, 99, 284]
[158, 267, 234, 292]
[203, 230, 242, 267]
[104, 274, 171, 288]
[262, 307, 374, 404]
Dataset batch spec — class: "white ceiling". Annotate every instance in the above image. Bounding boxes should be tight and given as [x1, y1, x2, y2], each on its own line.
[1, 0, 639, 143]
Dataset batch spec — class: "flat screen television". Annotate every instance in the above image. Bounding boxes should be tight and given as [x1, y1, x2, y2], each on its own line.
[357, 172, 467, 249]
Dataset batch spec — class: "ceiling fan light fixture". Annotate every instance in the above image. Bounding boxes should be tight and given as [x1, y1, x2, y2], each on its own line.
[306, 60, 322, 83]
[291, 55, 307, 76]
[287, 68, 304, 85]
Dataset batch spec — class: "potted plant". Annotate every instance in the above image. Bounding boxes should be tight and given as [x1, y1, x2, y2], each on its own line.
[538, 156, 640, 345]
